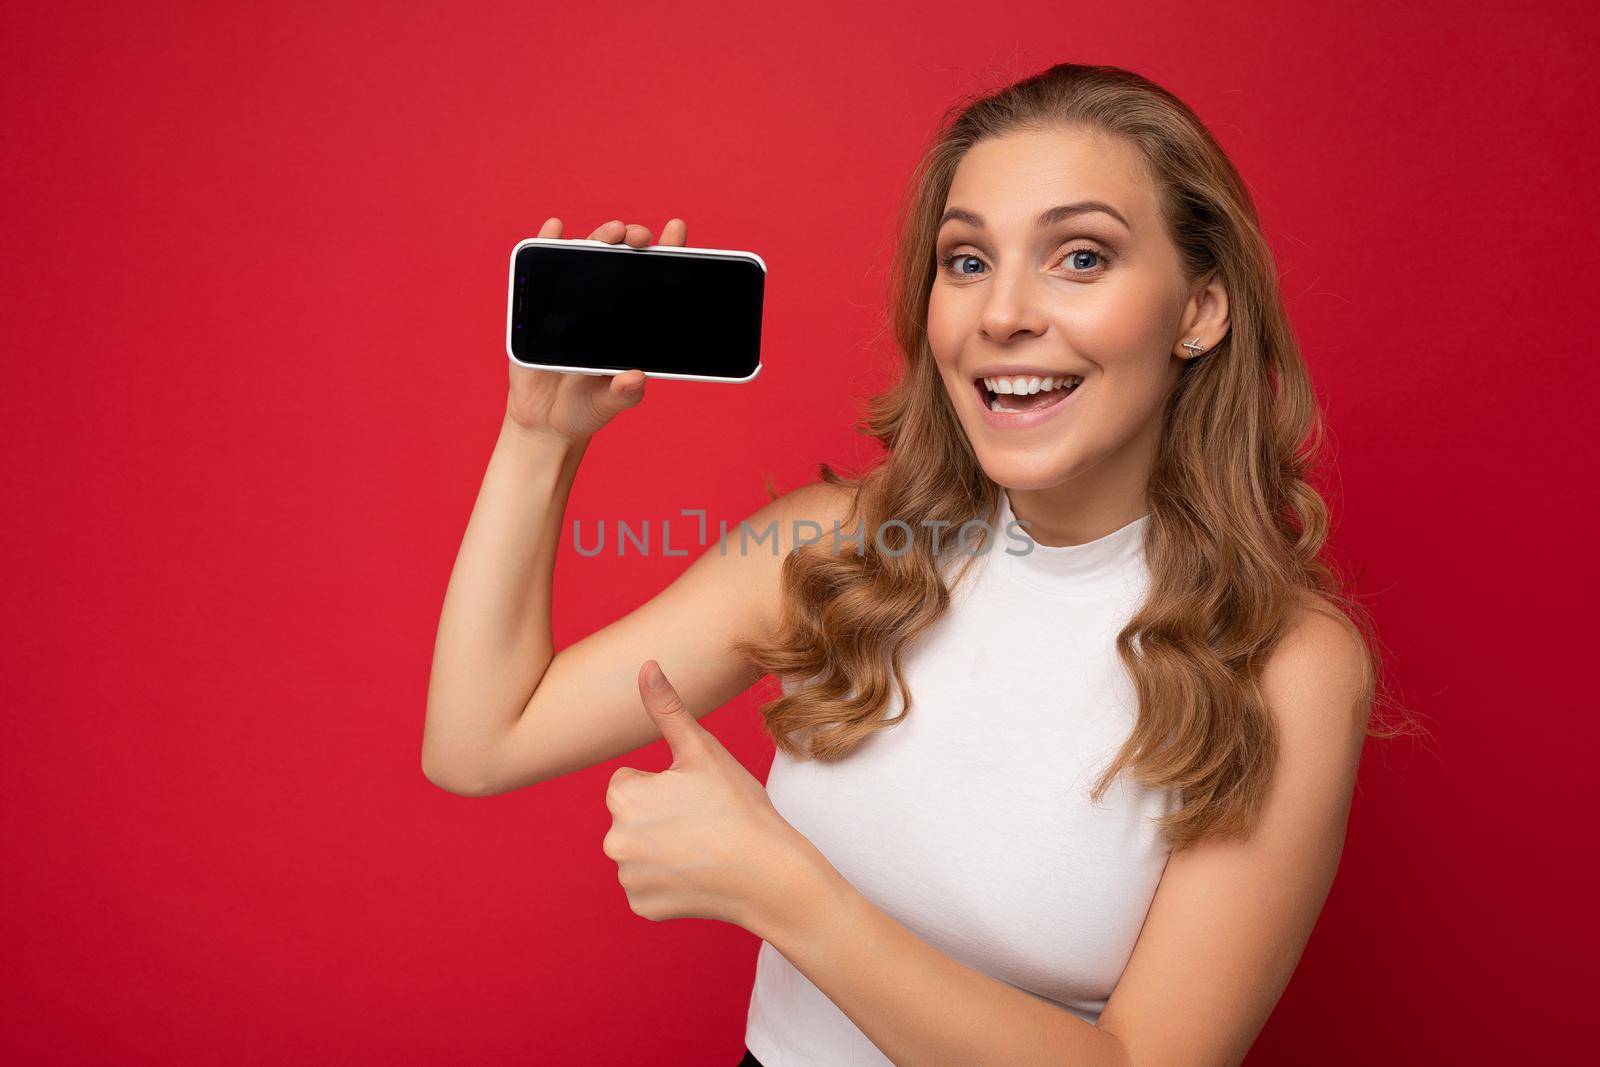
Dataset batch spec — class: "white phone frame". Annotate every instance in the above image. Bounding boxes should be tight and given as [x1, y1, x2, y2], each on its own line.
[505, 237, 767, 383]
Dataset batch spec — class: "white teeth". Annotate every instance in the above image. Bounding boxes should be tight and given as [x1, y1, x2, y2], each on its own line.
[982, 374, 1083, 395]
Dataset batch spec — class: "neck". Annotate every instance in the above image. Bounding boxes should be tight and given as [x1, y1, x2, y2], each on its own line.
[1005, 490, 1149, 547]
[1000, 430, 1157, 547]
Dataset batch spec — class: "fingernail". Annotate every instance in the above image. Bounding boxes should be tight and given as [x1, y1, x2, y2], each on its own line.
[646, 661, 668, 689]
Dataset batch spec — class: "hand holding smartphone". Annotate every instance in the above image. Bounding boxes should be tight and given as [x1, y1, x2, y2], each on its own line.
[508, 217, 764, 375]
[502, 217, 765, 445]
[506, 223, 765, 383]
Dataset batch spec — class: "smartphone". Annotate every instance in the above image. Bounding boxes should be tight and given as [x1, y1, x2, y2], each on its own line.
[506, 237, 766, 383]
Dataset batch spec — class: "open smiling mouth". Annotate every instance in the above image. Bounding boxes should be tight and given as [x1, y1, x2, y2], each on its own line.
[974, 374, 1084, 414]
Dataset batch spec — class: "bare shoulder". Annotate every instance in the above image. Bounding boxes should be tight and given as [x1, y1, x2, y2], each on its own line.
[736, 479, 858, 639]
[742, 479, 858, 549]
[769, 479, 857, 533]
[1261, 595, 1373, 773]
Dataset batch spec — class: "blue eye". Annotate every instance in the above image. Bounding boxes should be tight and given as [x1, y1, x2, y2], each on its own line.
[937, 244, 1112, 279]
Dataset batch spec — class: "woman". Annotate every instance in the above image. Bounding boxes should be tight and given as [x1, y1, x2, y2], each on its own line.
[423, 62, 1407, 1066]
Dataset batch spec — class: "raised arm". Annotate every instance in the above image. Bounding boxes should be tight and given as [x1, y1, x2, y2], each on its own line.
[423, 405, 842, 797]
[421, 214, 848, 797]
[466, 477, 845, 796]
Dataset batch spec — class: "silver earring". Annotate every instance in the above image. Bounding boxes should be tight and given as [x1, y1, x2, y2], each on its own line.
[1182, 337, 1206, 356]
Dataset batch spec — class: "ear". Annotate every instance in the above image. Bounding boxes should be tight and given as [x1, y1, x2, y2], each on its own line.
[1174, 269, 1231, 360]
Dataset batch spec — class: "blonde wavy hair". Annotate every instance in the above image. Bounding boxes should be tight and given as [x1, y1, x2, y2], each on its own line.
[730, 62, 1419, 851]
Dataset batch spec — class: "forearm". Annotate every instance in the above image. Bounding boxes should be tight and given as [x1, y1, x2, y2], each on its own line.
[422, 413, 587, 789]
[756, 847, 1131, 1067]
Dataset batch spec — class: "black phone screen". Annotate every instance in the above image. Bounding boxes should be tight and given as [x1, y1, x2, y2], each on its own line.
[508, 240, 765, 381]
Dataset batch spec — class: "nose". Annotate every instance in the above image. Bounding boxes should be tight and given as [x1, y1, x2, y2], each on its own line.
[977, 270, 1048, 344]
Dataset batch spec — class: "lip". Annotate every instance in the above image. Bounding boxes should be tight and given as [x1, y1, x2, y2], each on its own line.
[970, 375, 1084, 430]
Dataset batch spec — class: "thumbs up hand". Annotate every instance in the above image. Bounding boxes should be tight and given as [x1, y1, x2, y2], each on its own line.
[602, 660, 818, 936]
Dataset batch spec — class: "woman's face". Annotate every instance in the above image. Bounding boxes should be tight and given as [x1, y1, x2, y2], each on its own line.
[927, 126, 1226, 508]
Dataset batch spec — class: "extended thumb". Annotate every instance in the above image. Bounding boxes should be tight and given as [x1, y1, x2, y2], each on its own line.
[640, 660, 697, 739]
[646, 660, 670, 690]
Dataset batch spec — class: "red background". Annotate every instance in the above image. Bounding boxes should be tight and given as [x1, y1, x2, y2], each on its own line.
[3, 2, 1594, 1063]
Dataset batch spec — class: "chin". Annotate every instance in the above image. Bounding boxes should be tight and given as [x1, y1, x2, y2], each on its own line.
[970, 447, 1088, 492]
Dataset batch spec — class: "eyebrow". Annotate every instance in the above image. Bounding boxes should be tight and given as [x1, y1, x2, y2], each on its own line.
[938, 200, 1132, 234]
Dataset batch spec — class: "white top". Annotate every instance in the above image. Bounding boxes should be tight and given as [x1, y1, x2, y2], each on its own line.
[744, 490, 1178, 1065]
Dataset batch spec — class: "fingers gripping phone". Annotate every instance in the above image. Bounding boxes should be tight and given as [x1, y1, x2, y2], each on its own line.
[506, 237, 766, 383]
